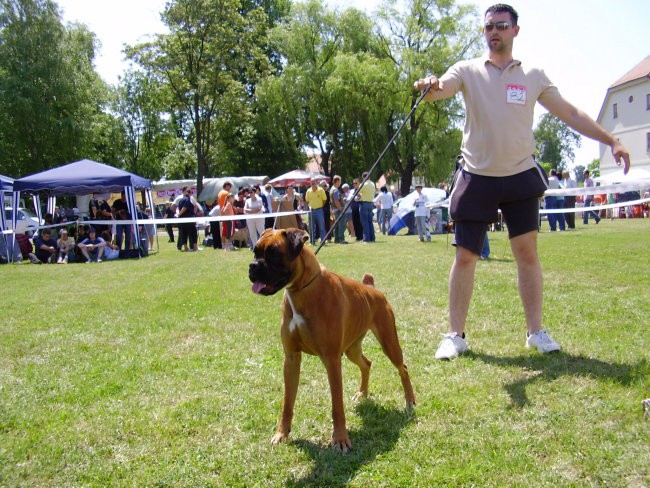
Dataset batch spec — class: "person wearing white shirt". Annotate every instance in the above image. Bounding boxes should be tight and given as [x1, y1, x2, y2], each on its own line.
[374, 186, 394, 235]
[244, 186, 266, 248]
[208, 202, 222, 249]
[582, 170, 601, 224]
[545, 169, 565, 231]
[413, 184, 430, 242]
[560, 170, 577, 229]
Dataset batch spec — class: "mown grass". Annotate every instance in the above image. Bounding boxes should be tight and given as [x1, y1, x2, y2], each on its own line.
[1, 220, 649, 487]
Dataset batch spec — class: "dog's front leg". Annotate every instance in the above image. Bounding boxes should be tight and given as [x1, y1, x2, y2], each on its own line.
[323, 355, 351, 452]
[272, 351, 301, 445]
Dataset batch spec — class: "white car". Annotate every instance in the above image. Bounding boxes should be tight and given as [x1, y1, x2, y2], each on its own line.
[3, 207, 41, 235]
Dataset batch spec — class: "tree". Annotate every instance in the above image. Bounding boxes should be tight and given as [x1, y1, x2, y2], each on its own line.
[587, 158, 600, 178]
[112, 70, 178, 180]
[0, 0, 107, 176]
[258, 0, 478, 189]
[534, 112, 581, 171]
[259, 1, 381, 181]
[126, 0, 272, 193]
[374, 0, 481, 195]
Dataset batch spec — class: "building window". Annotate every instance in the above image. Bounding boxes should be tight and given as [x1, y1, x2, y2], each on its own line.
[647, 132, 650, 152]
[613, 103, 618, 118]
[629, 96, 634, 103]
[647, 94, 650, 110]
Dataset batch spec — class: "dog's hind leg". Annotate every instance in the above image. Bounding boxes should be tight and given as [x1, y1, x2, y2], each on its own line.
[345, 338, 372, 402]
[372, 321, 416, 407]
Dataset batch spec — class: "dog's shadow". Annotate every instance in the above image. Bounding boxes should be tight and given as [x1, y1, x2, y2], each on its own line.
[284, 400, 415, 487]
[466, 350, 648, 408]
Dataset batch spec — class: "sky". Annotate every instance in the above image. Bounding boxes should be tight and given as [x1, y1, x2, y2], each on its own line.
[56, 0, 649, 167]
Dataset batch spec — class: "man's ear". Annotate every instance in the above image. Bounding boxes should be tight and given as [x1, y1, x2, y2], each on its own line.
[285, 228, 309, 258]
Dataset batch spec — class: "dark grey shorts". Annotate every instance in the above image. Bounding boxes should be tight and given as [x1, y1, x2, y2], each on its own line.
[449, 165, 548, 255]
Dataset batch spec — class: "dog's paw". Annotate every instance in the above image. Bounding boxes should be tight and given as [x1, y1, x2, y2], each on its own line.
[331, 435, 352, 453]
[352, 391, 368, 403]
[271, 431, 289, 445]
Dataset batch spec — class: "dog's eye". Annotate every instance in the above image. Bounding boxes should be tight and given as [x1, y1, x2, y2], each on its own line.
[265, 245, 280, 261]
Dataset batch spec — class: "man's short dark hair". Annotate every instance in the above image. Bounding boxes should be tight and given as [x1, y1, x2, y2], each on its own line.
[485, 3, 518, 25]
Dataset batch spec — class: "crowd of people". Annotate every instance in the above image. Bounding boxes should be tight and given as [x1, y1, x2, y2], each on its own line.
[540, 167, 649, 232]
[155, 173, 456, 254]
[13, 224, 125, 264]
[7, 190, 159, 264]
[8, 168, 643, 265]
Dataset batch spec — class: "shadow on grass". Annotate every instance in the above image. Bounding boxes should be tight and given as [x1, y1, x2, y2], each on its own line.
[466, 351, 648, 408]
[284, 400, 415, 487]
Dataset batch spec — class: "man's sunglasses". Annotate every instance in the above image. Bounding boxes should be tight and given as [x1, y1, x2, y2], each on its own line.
[484, 22, 511, 32]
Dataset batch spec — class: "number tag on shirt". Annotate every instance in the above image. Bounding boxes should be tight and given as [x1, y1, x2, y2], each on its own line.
[506, 84, 527, 105]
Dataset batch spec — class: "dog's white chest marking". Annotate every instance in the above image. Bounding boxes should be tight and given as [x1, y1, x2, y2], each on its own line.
[285, 290, 306, 333]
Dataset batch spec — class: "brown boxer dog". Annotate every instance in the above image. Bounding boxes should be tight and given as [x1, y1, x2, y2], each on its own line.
[249, 227, 416, 452]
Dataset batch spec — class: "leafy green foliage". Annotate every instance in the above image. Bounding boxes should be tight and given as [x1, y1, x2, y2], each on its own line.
[0, 0, 109, 176]
[110, 70, 178, 180]
[534, 112, 582, 171]
[126, 0, 274, 191]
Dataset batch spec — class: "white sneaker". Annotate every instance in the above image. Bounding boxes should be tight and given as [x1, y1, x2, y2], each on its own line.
[434, 332, 468, 360]
[526, 329, 561, 353]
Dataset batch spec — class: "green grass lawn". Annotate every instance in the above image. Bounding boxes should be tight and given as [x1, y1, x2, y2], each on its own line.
[1, 220, 649, 487]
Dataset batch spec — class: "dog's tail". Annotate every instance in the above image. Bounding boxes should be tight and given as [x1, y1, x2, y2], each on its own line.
[362, 273, 375, 287]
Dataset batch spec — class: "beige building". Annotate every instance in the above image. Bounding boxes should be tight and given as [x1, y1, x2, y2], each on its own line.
[597, 55, 650, 175]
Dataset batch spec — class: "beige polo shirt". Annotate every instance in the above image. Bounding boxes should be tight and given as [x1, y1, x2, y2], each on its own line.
[440, 55, 562, 177]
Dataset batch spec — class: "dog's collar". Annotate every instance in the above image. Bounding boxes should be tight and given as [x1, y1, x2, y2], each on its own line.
[287, 270, 319, 293]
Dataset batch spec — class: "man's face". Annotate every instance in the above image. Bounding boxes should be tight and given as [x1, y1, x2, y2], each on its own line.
[484, 11, 519, 54]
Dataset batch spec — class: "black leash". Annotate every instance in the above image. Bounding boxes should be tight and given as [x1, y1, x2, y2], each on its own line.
[314, 86, 431, 255]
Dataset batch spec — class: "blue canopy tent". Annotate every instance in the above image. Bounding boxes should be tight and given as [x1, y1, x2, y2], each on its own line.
[12, 159, 153, 256]
[1, 174, 15, 261]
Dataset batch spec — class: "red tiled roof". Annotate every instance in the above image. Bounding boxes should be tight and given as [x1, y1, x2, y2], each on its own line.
[610, 55, 650, 88]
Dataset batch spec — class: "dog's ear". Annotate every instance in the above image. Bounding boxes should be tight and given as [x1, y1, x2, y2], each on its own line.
[259, 228, 274, 240]
[285, 228, 308, 258]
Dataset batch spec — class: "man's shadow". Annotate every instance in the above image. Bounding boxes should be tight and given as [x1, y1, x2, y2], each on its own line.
[466, 350, 648, 408]
[283, 400, 415, 487]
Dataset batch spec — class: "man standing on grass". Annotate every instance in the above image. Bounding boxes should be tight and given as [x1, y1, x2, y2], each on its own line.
[359, 172, 376, 243]
[414, 3, 630, 359]
[305, 179, 327, 246]
[582, 170, 601, 224]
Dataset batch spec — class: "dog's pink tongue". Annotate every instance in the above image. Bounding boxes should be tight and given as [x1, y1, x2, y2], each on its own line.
[252, 281, 266, 294]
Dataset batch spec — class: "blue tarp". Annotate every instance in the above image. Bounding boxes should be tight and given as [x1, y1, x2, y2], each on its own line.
[13, 159, 151, 196]
[10, 160, 153, 260]
[0, 174, 14, 192]
[388, 187, 446, 235]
